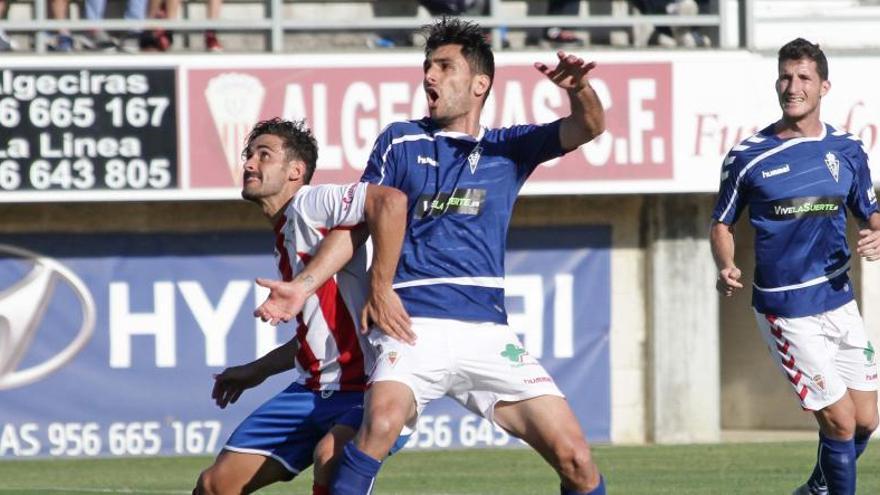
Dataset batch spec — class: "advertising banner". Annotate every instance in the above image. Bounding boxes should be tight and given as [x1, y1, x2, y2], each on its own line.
[0, 226, 610, 457]
[2, 52, 878, 201]
[0, 68, 178, 194]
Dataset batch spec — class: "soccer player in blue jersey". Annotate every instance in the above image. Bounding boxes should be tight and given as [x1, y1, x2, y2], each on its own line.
[256, 17, 607, 495]
[711, 39, 880, 495]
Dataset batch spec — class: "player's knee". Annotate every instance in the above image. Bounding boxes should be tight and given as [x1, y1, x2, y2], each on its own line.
[194, 468, 220, 495]
[362, 411, 405, 443]
[856, 412, 879, 436]
[820, 409, 857, 439]
[552, 440, 594, 482]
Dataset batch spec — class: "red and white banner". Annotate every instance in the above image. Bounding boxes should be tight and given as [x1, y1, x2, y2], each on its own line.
[1, 52, 878, 202]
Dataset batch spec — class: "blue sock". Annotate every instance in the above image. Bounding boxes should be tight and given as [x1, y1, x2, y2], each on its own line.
[330, 442, 382, 495]
[807, 432, 870, 490]
[818, 433, 856, 495]
[561, 476, 605, 495]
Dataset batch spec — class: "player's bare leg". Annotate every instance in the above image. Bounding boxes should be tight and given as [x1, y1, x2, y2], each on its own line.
[494, 395, 602, 493]
[313, 424, 358, 492]
[193, 450, 291, 495]
[331, 381, 416, 494]
[798, 389, 879, 494]
[354, 381, 416, 459]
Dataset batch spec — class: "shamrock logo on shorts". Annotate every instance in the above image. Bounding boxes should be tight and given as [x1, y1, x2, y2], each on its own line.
[501, 344, 527, 363]
[865, 342, 875, 362]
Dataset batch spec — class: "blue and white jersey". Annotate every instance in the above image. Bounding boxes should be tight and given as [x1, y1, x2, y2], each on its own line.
[361, 117, 565, 324]
[712, 123, 879, 317]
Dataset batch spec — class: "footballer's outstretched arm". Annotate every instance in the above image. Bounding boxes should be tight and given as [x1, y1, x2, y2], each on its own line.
[710, 220, 743, 297]
[535, 50, 605, 151]
[254, 227, 366, 325]
[211, 338, 299, 409]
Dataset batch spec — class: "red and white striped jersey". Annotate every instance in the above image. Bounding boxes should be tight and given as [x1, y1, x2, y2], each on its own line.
[273, 182, 374, 391]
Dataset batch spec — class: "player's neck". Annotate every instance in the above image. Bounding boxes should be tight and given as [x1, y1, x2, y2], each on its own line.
[435, 113, 482, 137]
[775, 116, 824, 139]
[261, 186, 299, 224]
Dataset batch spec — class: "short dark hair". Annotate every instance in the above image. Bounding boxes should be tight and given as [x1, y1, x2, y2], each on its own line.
[778, 38, 829, 81]
[423, 17, 495, 92]
[243, 118, 318, 184]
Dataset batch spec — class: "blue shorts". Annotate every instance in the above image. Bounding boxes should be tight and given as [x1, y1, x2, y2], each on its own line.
[224, 383, 366, 476]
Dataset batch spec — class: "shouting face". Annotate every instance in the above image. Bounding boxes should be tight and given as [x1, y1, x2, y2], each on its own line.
[423, 44, 488, 127]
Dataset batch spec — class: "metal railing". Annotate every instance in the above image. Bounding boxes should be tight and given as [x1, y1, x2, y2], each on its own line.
[0, 0, 727, 53]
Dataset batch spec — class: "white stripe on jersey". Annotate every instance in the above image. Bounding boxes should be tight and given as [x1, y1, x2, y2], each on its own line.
[379, 133, 434, 184]
[393, 276, 505, 289]
[718, 126, 828, 222]
[753, 260, 850, 292]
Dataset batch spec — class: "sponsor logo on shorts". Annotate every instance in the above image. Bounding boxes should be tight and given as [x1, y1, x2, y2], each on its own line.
[501, 344, 527, 363]
[868, 187, 878, 205]
[769, 196, 842, 220]
[523, 376, 553, 385]
[866, 373, 878, 381]
[321, 390, 334, 399]
[341, 183, 357, 209]
[865, 342, 875, 362]
[813, 374, 825, 391]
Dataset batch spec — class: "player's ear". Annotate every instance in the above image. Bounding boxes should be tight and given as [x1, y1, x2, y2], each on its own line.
[472, 74, 490, 99]
[820, 79, 830, 97]
[288, 160, 305, 182]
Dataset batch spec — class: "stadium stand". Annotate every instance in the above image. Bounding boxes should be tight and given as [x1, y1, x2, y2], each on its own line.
[0, 0, 723, 53]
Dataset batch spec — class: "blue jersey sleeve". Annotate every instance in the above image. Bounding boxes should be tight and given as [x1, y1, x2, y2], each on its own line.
[711, 151, 750, 225]
[846, 143, 879, 221]
[360, 125, 398, 187]
[499, 119, 565, 182]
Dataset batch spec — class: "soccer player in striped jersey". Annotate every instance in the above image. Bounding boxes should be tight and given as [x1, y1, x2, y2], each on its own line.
[193, 118, 407, 495]
[711, 39, 880, 495]
[257, 17, 607, 495]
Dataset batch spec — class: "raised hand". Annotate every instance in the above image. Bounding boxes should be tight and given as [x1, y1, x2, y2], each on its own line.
[534, 50, 597, 92]
[253, 277, 310, 326]
[211, 363, 267, 409]
[716, 266, 744, 297]
[857, 228, 880, 261]
[361, 285, 415, 345]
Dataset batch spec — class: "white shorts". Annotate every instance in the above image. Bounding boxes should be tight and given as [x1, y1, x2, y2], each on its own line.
[755, 300, 879, 411]
[368, 317, 564, 426]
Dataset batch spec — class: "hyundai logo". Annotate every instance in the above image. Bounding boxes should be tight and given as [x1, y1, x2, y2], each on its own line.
[0, 244, 96, 390]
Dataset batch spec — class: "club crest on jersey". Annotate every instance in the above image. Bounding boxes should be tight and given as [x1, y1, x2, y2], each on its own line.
[467, 144, 482, 174]
[824, 152, 840, 182]
[386, 351, 399, 367]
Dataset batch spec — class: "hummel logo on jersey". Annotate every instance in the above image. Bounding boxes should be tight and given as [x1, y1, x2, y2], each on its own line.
[417, 155, 438, 167]
[762, 164, 790, 179]
[468, 144, 482, 174]
[824, 152, 840, 182]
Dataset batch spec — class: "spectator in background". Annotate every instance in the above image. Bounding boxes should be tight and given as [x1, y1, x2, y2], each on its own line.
[49, 0, 74, 51]
[82, 0, 149, 52]
[143, 0, 223, 52]
[527, 0, 585, 47]
[371, 1, 505, 49]
[630, 0, 710, 47]
[0, 0, 15, 51]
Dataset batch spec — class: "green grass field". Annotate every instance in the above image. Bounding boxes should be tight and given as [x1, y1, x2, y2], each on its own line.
[0, 441, 877, 494]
